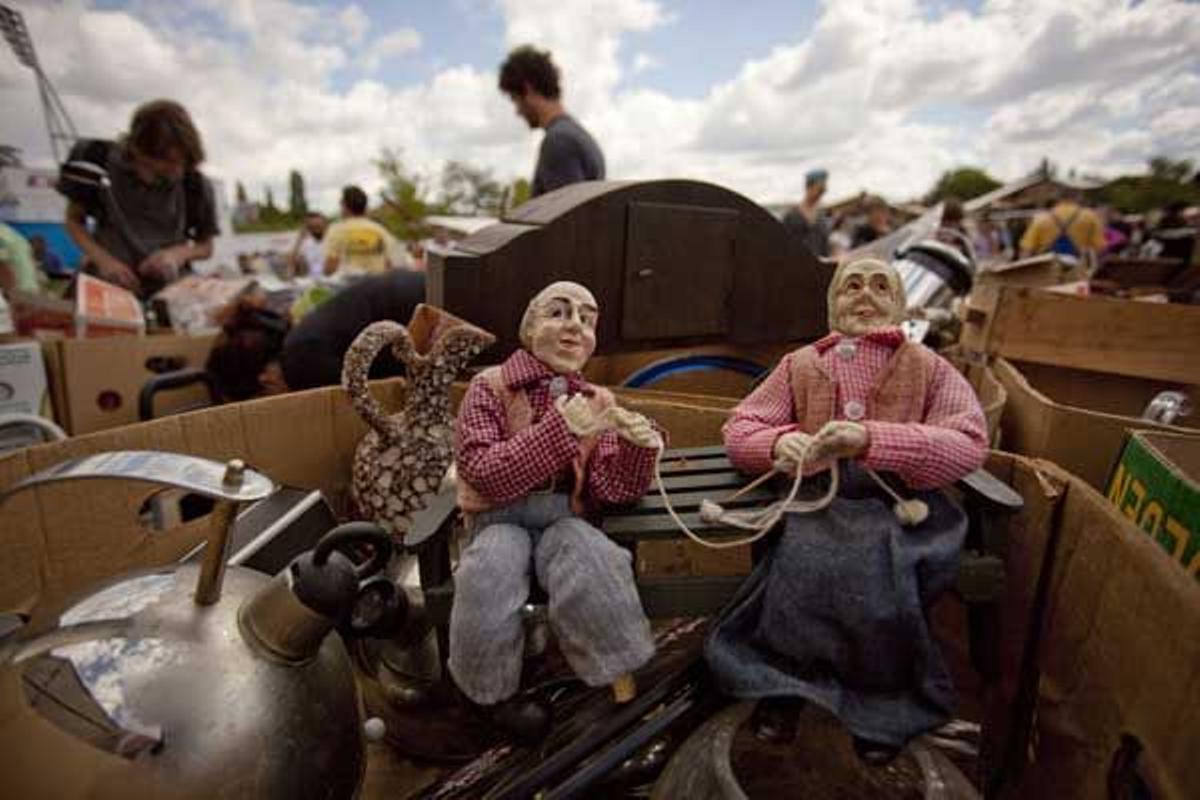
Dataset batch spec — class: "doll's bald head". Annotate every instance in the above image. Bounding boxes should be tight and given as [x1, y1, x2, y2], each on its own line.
[519, 281, 599, 374]
[827, 258, 906, 336]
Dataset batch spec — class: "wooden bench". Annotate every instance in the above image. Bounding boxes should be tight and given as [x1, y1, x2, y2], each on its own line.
[403, 444, 1022, 677]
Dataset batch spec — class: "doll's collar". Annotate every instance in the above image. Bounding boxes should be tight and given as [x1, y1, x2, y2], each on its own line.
[502, 348, 591, 394]
[812, 327, 906, 354]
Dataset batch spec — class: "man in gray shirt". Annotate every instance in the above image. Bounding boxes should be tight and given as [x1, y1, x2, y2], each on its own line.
[499, 46, 605, 198]
[58, 100, 218, 297]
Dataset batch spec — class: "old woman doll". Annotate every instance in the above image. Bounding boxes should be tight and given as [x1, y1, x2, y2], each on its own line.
[449, 281, 661, 741]
[706, 258, 988, 763]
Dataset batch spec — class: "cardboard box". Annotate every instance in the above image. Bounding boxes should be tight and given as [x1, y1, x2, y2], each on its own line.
[1107, 431, 1200, 582]
[962, 284, 1200, 386]
[11, 273, 144, 338]
[0, 340, 55, 452]
[977, 453, 1200, 800]
[994, 357, 1199, 490]
[0, 341, 50, 418]
[40, 333, 216, 434]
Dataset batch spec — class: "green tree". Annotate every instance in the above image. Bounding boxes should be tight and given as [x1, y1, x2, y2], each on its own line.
[264, 186, 277, 212]
[506, 177, 531, 212]
[924, 167, 1002, 205]
[438, 160, 505, 216]
[1147, 156, 1195, 184]
[374, 148, 432, 241]
[288, 169, 308, 217]
[235, 181, 248, 204]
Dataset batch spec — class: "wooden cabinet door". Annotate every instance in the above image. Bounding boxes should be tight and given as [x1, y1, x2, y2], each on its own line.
[622, 201, 739, 340]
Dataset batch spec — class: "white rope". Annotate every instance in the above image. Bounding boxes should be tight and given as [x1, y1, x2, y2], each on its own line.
[574, 401, 929, 549]
[645, 434, 929, 549]
[647, 436, 838, 550]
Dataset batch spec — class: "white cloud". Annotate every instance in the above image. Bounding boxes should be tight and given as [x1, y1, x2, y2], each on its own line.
[361, 28, 422, 72]
[0, 0, 1196, 220]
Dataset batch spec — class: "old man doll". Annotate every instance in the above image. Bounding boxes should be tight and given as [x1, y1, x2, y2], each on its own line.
[449, 281, 661, 741]
[705, 258, 989, 764]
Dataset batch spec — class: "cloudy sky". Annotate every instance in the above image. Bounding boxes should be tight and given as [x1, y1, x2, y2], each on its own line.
[1, 0, 1197, 213]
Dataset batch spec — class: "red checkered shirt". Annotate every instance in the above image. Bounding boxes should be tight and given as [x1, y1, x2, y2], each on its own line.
[455, 349, 658, 509]
[724, 328, 988, 489]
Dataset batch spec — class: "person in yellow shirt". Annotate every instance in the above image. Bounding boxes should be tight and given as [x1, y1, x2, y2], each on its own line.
[1019, 190, 1106, 259]
[323, 185, 401, 275]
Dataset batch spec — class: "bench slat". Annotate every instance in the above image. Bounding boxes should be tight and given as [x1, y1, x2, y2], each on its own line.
[657, 455, 734, 475]
[618, 486, 776, 513]
[658, 471, 747, 491]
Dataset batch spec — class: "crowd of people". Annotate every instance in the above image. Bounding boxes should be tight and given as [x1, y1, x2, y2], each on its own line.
[2, 44, 1196, 403]
[782, 168, 1197, 270]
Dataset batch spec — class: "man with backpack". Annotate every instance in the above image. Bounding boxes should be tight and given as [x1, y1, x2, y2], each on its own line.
[57, 99, 219, 297]
[1019, 189, 1106, 261]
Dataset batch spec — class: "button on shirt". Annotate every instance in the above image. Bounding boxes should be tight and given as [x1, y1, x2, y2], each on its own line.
[825, 335, 897, 423]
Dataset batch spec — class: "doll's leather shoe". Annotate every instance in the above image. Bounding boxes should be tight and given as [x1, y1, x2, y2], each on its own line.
[852, 735, 901, 766]
[750, 697, 805, 744]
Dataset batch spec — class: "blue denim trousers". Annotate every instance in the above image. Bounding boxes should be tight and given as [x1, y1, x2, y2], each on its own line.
[448, 493, 655, 705]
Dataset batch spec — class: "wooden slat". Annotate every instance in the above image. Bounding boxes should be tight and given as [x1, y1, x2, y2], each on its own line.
[658, 471, 747, 491]
[606, 512, 749, 539]
[622, 486, 776, 513]
[657, 455, 734, 475]
[661, 445, 727, 459]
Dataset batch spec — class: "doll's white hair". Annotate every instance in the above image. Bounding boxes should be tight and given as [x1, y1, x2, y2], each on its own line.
[519, 281, 598, 349]
[826, 258, 907, 331]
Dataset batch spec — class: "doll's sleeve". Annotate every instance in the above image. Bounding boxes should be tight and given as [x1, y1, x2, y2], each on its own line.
[722, 353, 803, 474]
[861, 358, 988, 489]
[585, 422, 665, 505]
[455, 379, 580, 504]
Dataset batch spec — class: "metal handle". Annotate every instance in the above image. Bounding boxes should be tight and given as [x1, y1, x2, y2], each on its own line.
[138, 368, 221, 421]
[0, 450, 274, 506]
[637, 267, 654, 278]
[313, 522, 393, 579]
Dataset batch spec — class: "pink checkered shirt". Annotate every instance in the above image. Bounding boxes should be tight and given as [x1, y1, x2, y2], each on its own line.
[724, 328, 988, 489]
[455, 349, 658, 509]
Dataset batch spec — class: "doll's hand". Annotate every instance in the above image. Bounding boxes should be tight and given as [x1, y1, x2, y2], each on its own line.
[604, 406, 662, 449]
[555, 394, 604, 437]
[805, 421, 869, 465]
[773, 431, 814, 470]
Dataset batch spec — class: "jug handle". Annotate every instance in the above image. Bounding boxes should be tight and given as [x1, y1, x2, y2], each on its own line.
[341, 320, 412, 440]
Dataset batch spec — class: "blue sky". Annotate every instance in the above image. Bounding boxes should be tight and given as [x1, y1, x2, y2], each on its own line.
[2, 0, 1197, 211]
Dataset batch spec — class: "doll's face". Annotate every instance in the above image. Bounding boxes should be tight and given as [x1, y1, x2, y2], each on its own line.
[829, 259, 904, 336]
[522, 282, 598, 374]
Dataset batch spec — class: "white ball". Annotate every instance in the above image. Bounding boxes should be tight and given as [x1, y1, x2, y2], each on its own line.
[363, 717, 387, 742]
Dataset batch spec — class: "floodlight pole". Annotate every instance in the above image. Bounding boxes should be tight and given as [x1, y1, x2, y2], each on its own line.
[1, 4, 78, 162]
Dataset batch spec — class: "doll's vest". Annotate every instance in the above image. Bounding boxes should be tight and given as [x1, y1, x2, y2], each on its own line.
[456, 367, 615, 516]
[788, 340, 937, 431]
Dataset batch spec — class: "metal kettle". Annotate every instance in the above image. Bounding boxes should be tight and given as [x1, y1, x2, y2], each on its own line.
[0, 451, 393, 799]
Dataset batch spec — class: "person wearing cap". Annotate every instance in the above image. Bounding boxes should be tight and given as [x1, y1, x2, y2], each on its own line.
[783, 168, 831, 259]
